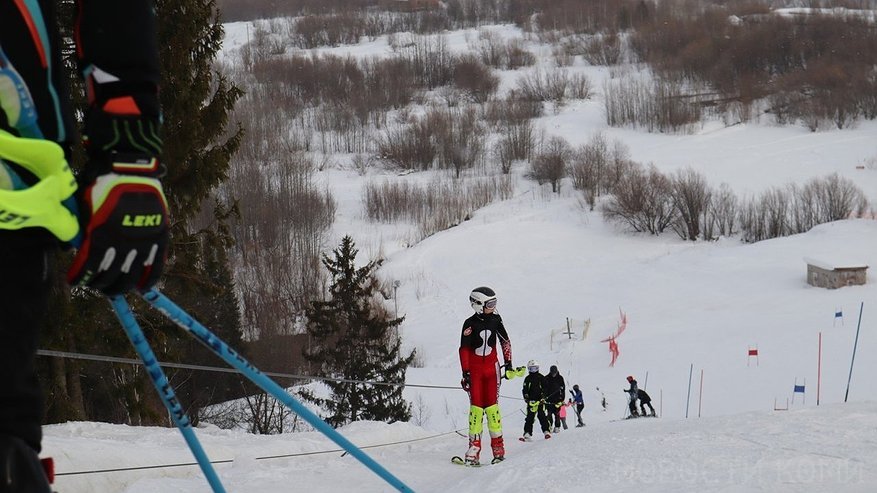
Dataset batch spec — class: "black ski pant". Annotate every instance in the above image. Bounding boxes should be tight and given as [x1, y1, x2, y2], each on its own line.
[0, 242, 53, 453]
[523, 404, 550, 436]
[547, 400, 563, 428]
[640, 400, 655, 416]
[574, 403, 584, 425]
[628, 393, 639, 415]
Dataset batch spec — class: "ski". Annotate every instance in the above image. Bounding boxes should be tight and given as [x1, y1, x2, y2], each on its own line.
[610, 415, 658, 422]
[451, 456, 480, 467]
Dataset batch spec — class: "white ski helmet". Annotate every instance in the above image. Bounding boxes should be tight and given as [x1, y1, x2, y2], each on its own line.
[469, 286, 497, 314]
[527, 360, 540, 373]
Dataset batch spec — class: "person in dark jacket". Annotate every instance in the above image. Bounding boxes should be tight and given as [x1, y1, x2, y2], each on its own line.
[459, 286, 515, 465]
[521, 360, 552, 440]
[1, 2, 169, 491]
[544, 365, 566, 432]
[625, 375, 640, 417]
[638, 388, 656, 417]
[569, 384, 585, 427]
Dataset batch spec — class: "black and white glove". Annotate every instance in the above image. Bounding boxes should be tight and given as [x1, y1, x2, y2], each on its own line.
[461, 371, 471, 391]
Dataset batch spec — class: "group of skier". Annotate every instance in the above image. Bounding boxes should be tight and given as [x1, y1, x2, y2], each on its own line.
[457, 286, 655, 466]
[625, 375, 657, 418]
[520, 361, 585, 442]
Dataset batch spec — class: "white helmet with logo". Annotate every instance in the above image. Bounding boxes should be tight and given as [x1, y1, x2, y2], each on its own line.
[469, 286, 497, 314]
[527, 360, 540, 373]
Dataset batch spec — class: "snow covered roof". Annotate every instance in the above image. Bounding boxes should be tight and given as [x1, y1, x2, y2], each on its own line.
[804, 257, 869, 271]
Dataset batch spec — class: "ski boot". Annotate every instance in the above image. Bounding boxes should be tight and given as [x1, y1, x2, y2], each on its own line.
[520, 433, 532, 442]
[490, 436, 504, 463]
[0, 435, 52, 493]
[464, 436, 481, 466]
[544, 432, 551, 440]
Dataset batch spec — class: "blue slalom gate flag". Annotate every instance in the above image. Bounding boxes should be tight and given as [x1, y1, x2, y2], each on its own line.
[794, 384, 805, 394]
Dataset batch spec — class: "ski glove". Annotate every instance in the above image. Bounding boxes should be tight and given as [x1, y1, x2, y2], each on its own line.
[505, 365, 526, 379]
[67, 159, 169, 295]
[68, 81, 168, 295]
[461, 371, 471, 391]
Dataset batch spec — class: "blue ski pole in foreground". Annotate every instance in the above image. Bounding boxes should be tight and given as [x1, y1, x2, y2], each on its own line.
[140, 288, 414, 493]
[109, 296, 227, 492]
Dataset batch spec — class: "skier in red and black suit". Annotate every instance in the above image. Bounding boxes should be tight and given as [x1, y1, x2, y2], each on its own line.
[459, 286, 516, 465]
[1, 2, 168, 490]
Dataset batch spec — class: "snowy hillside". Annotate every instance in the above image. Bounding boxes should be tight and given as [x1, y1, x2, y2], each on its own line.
[41, 19, 877, 493]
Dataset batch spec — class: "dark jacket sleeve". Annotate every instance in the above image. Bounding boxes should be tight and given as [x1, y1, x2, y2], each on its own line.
[75, 0, 162, 174]
[495, 315, 512, 365]
[459, 320, 471, 373]
[75, 0, 160, 101]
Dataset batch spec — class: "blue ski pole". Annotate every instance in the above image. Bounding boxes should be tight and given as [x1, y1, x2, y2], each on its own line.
[141, 288, 414, 493]
[109, 296, 226, 493]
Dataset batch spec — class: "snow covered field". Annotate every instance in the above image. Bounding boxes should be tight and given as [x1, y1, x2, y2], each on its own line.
[42, 21, 877, 493]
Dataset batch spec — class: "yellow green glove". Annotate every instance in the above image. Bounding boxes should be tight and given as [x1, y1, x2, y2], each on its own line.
[0, 129, 79, 242]
[505, 365, 527, 379]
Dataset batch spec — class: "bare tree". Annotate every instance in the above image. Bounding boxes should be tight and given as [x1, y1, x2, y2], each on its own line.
[453, 55, 500, 103]
[704, 183, 738, 239]
[528, 137, 570, 193]
[601, 163, 677, 234]
[670, 168, 713, 241]
[245, 391, 293, 435]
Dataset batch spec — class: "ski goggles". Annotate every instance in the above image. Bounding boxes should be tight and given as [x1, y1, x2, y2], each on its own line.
[470, 297, 497, 309]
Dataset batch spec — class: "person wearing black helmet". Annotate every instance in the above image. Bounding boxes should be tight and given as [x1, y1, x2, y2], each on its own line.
[544, 365, 566, 432]
[569, 384, 585, 427]
[625, 375, 640, 417]
[458, 286, 517, 465]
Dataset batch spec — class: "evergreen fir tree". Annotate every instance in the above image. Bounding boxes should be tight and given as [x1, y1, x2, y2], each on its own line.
[303, 236, 414, 427]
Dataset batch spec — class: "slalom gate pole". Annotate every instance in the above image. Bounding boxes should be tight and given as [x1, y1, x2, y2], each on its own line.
[109, 296, 226, 493]
[141, 289, 414, 493]
[817, 332, 822, 406]
[844, 302, 865, 403]
[685, 363, 693, 419]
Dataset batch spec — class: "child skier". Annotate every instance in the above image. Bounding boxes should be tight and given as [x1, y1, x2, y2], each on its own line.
[521, 360, 552, 441]
[459, 287, 517, 465]
[569, 384, 585, 427]
[625, 375, 640, 417]
[558, 399, 569, 430]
